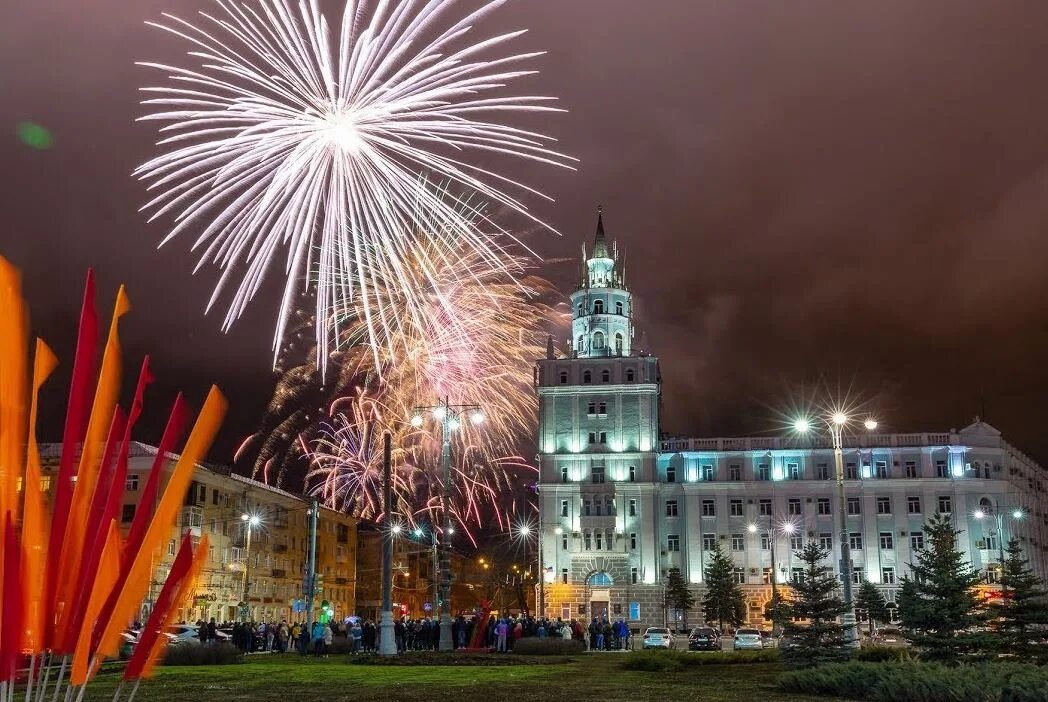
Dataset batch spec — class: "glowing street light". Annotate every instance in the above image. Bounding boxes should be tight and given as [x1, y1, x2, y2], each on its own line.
[793, 418, 811, 433]
[864, 418, 878, 431]
[470, 410, 486, 426]
[410, 414, 424, 428]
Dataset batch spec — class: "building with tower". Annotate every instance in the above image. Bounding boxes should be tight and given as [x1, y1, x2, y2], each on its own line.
[535, 208, 1048, 632]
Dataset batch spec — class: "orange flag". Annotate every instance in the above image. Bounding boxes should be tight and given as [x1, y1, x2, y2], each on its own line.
[70, 520, 121, 686]
[21, 339, 57, 653]
[55, 286, 129, 647]
[93, 386, 226, 661]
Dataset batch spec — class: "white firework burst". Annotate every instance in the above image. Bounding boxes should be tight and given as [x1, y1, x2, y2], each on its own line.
[135, 0, 574, 368]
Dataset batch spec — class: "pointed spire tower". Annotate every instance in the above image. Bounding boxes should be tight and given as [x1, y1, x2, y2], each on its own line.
[570, 205, 632, 357]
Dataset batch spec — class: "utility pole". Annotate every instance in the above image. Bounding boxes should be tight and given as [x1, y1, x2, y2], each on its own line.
[241, 522, 253, 622]
[439, 396, 454, 650]
[833, 425, 858, 648]
[379, 432, 397, 655]
[305, 499, 319, 629]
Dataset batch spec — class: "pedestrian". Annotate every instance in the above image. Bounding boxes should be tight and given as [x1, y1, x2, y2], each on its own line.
[323, 622, 333, 657]
[312, 620, 326, 657]
[495, 618, 508, 653]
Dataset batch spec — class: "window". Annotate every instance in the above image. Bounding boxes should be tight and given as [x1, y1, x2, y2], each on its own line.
[882, 567, 896, 585]
[791, 567, 805, 583]
[595, 532, 603, 550]
[667, 534, 680, 552]
[759, 499, 773, 516]
[666, 501, 678, 517]
[630, 533, 637, 550]
[584, 532, 592, 550]
[729, 464, 742, 481]
[729, 499, 744, 517]
[615, 333, 623, 355]
[910, 533, 925, 551]
[788, 498, 802, 516]
[849, 533, 863, 550]
[702, 533, 716, 551]
[587, 401, 596, 415]
[985, 567, 1000, 585]
[605, 496, 615, 516]
[594, 499, 602, 516]
[846, 462, 857, 480]
[576, 302, 584, 317]
[584, 499, 591, 516]
[121, 504, 135, 523]
[935, 460, 948, 478]
[601, 370, 610, 383]
[592, 465, 605, 484]
[876, 497, 891, 515]
[593, 331, 605, 350]
[666, 466, 676, 483]
[598, 402, 607, 415]
[702, 500, 716, 517]
[561, 499, 569, 517]
[731, 533, 744, 551]
[562, 535, 568, 550]
[701, 464, 714, 481]
[583, 370, 592, 384]
[561, 466, 569, 483]
[168, 539, 176, 556]
[905, 461, 917, 478]
[615, 301, 623, 315]
[879, 532, 894, 550]
[760, 532, 770, 551]
[983, 532, 1000, 553]
[630, 569, 638, 585]
[628, 466, 636, 482]
[733, 568, 746, 585]
[847, 497, 861, 515]
[937, 495, 952, 514]
[125, 474, 139, 491]
[790, 534, 803, 551]
[757, 463, 770, 481]
[594, 299, 604, 314]
[875, 461, 888, 479]
[559, 371, 568, 385]
[786, 462, 800, 480]
[562, 569, 569, 585]
[852, 567, 863, 585]
[762, 568, 773, 584]
[817, 498, 831, 515]
[819, 533, 833, 550]
[816, 463, 830, 480]
[629, 499, 637, 517]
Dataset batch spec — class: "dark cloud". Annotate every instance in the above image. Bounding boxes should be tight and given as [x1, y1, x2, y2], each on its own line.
[3, 0, 1048, 464]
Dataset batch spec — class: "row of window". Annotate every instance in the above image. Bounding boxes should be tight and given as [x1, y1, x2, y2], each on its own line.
[660, 459, 981, 483]
[658, 531, 925, 555]
[661, 495, 952, 517]
[558, 368, 638, 384]
[578, 299, 626, 317]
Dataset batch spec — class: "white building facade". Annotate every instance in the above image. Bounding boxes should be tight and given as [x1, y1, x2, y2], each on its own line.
[536, 211, 1048, 631]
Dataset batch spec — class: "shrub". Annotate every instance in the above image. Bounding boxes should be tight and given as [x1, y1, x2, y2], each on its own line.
[162, 642, 244, 666]
[620, 651, 683, 672]
[854, 646, 911, 663]
[511, 638, 586, 656]
[349, 652, 573, 666]
[779, 661, 1048, 702]
[621, 648, 778, 673]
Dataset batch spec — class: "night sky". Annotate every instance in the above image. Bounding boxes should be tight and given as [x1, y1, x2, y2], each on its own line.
[4, 0, 1048, 468]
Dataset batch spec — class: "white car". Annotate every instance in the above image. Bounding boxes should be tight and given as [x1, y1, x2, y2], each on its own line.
[733, 628, 763, 650]
[165, 625, 230, 645]
[642, 627, 673, 650]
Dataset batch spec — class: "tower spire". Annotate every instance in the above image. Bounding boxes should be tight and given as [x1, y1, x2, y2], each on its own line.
[592, 204, 609, 259]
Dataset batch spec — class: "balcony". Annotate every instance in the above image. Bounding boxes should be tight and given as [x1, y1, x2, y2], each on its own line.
[271, 569, 287, 578]
[273, 544, 288, 553]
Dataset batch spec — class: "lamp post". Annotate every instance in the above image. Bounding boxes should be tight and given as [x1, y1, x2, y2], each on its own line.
[378, 432, 398, 655]
[240, 513, 261, 622]
[516, 522, 541, 616]
[794, 412, 879, 648]
[749, 518, 794, 635]
[410, 399, 485, 650]
[974, 501, 1025, 569]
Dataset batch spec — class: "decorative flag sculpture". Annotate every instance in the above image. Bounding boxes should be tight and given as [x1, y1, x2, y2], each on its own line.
[0, 256, 227, 702]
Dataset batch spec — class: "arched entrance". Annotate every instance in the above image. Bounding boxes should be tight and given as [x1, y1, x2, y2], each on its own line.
[586, 570, 613, 621]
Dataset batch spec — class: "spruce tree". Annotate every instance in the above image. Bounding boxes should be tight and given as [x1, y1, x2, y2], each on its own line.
[702, 542, 745, 633]
[854, 580, 889, 639]
[779, 541, 851, 668]
[989, 538, 1048, 660]
[897, 512, 987, 663]
[665, 567, 696, 631]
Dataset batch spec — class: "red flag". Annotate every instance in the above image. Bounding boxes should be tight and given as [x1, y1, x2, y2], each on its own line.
[92, 393, 188, 651]
[0, 514, 24, 683]
[45, 270, 98, 649]
[123, 532, 195, 681]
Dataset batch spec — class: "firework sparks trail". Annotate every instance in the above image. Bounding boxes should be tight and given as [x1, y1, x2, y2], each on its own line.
[135, 0, 575, 371]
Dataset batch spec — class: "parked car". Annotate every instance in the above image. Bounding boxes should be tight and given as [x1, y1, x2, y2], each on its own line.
[687, 627, 719, 651]
[732, 628, 763, 650]
[871, 627, 908, 648]
[759, 630, 777, 648]
[165, 624, 230, 645]
[642, 627, 673, 650]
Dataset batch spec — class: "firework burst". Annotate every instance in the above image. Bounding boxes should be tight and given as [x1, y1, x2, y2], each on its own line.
[135, 0, 574, 370]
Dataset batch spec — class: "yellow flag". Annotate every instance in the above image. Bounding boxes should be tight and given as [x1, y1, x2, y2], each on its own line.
[93, 386, 226, 660]
[21, 339, 57, 653]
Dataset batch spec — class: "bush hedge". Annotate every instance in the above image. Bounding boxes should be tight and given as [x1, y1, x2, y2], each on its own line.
[854, 646, 911, 663]
[162, 642, 244, 666]
[349, 651, 573, 666]
[511, 638, 586, 656]
[779, 661, 1048, 702]
[621, 649, 780, 672]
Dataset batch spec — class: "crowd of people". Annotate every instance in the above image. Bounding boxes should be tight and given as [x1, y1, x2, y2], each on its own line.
[184, 614, 633, 655]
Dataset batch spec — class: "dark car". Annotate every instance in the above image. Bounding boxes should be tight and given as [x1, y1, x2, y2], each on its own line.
[688, 626, 720, 651]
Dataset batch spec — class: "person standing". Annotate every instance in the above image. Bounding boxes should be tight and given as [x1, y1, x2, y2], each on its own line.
[495, 618, 508, 653]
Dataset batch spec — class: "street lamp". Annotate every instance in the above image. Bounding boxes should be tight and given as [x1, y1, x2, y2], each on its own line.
[410, 398, 484, 651]
[514, 520, 542, 616]
[793, 411, 879, 648]
[974, 501, 1025, 567]
[240, 512, 262, 622]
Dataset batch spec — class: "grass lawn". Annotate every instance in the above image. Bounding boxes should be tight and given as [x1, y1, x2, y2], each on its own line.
[76, 654, 846, 702]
